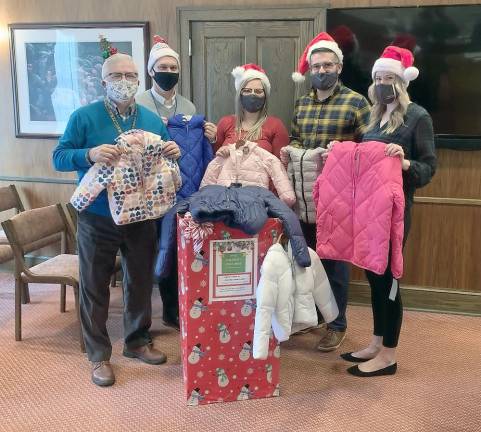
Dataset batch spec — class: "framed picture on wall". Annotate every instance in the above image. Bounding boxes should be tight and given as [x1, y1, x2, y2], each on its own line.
[9, 22, 150, 139]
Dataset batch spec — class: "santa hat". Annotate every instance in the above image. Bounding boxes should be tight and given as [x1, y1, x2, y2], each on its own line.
[231, 63, 271, 95]
[292, 32, 343, 83]
[147, 35, 180, 72]
[372, 45, 419, 83]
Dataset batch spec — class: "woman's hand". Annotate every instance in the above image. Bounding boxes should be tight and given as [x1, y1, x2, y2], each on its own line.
[204, 122, 217, 143]
[386, 143, 410, 171]
[215, 146, 230, 158]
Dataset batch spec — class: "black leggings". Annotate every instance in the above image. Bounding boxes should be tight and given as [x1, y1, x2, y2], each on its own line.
[365, 205, 412, 348]
[365, 264, 402, 348]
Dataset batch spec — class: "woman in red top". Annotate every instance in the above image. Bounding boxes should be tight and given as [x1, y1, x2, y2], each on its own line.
[214, 64, 289, 159]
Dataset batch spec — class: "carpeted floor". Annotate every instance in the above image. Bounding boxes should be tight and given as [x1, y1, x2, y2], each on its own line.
[0, 271, 480, 432]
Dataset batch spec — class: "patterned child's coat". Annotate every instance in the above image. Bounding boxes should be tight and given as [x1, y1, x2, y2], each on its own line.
[71, 130, 182, 225]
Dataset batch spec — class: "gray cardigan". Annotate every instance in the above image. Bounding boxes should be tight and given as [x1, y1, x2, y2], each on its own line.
[136, 89, 196, 119]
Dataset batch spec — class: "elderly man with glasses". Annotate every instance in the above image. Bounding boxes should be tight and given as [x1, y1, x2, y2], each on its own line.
[285, 32, 371, 352]
[53, 53, 180, 387]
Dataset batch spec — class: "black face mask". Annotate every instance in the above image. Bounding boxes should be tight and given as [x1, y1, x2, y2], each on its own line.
[153, 71, 179, 91]
[311, 72, 338, 90]
[240, 94, 265, 113]
[375, 84, 397, 105]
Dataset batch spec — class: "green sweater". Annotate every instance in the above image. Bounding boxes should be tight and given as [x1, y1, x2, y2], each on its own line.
[52, 100, 169, 217]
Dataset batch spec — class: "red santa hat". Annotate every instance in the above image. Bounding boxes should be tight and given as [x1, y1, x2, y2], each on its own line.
[371, 45, 419, 83]
[292, 32, 343, 83]
[148, 35, 180, 72]
[231, 63, 271, 95]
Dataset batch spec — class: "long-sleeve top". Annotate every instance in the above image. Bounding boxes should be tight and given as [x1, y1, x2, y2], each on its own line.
[290, 83, 370, 150]
[214, 115, 289, 159]
[362, 103, 436, 208]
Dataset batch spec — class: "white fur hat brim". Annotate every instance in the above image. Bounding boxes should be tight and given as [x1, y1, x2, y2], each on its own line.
[232, 67, 271, 95]
[307, 40, 344, 64]
[372, 57, 419, 82]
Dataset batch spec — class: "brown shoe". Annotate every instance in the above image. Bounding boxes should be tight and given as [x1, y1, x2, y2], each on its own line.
[91, 361, 115, 387]
[123, 344, 167, 365]
[291, 322, 326, 336]
[316, 328, 346, 352]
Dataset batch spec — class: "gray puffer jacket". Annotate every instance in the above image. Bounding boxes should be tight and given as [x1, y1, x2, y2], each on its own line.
[285, 146, 326, 224]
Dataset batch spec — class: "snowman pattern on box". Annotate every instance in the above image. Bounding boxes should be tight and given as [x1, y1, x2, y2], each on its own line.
[217, 323, 231, 343]
[237, 384, 253, 401]
[188, 343, 205, 364]
[189, 297, 207, 319]
[188, 388, 205, 406]
[239, 341, 252, 362]
[191, 250, 208, 273]
[216, 368, 229, 388]
[273, 384, 280, 397]
[241, 299, 256, 317]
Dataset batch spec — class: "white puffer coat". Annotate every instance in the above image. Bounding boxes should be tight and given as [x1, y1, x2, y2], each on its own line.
[253, 242, 338, 359]
[285, 146, 326, 224]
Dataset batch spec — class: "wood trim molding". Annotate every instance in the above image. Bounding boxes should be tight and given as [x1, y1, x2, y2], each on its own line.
[349, 281, 481, 316]
[414, 196, 481, 207]
[0, 176, 76, 185]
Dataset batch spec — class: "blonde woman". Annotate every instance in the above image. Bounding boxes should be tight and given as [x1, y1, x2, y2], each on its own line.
[214, 64, 289, 159]
[341, 46, 437, 377]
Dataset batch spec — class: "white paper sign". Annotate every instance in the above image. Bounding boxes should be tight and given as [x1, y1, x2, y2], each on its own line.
[209, 238, 258, 302]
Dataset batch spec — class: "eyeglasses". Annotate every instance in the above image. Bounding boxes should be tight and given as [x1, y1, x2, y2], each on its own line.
[106, 72, 139, 82]
[240, 88, 265, 96]
[310, 62, 339, 73]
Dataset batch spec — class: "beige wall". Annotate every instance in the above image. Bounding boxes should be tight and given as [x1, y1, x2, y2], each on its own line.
[0, 0, 479, 292]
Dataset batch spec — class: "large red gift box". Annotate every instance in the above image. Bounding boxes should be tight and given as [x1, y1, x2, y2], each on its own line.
[177, 214, 281, 405]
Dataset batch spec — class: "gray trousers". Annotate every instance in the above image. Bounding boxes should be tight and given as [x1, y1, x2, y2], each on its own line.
[77, 211, 157, 362]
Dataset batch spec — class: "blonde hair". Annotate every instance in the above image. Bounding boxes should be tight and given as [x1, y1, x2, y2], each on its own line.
[364, 75, 411, 135]
[234, 78, 268, 142]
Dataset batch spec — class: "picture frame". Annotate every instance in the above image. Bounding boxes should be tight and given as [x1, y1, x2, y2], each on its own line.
[9, 22, 150, 139]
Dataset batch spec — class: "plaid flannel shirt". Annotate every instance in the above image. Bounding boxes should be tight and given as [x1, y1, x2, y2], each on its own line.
[290, 83, 370, 149]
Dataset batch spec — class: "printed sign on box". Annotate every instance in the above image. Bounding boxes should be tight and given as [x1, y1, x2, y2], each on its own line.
[177, 215, 281, 405]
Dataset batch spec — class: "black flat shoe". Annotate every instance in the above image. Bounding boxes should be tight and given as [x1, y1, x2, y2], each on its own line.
[347, 363, 397, 377]
[340, 352, 370, 363]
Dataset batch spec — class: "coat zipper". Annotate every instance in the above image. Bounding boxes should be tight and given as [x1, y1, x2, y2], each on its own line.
[300, 149, 309, 223]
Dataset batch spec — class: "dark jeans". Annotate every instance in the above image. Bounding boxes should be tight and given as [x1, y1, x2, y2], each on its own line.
[159, 247, 179, 321]
[78, 211, 157, 362]
[300, 220, 349, 332]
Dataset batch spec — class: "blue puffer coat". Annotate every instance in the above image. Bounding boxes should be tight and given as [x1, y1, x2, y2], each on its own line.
[154, 185, 310, 280]
[167, 114, 213, 200]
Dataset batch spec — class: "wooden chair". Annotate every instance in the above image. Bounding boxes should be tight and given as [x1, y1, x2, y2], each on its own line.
[0, 185, 25, 265]
[64, 202, 122, 293]
[1, 204, 85, 352]
[0, 185, 61, 304]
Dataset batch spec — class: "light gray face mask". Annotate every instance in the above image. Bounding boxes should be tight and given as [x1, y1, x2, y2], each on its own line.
[105, 79, 139, 102]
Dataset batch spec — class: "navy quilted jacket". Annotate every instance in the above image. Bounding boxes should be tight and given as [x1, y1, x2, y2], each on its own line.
[154, 185, 310, 280]
[167, 114, 213, 200]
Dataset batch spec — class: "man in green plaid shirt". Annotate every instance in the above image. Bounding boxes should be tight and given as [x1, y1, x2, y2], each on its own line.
[288, 32, 370, 352]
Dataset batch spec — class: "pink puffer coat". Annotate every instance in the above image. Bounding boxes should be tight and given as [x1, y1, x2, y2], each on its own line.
[200, 141, 295, 207]
[313, 141, 405, 278]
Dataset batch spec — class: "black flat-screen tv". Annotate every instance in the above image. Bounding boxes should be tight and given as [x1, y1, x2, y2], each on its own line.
[327, 5, 481, 145]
